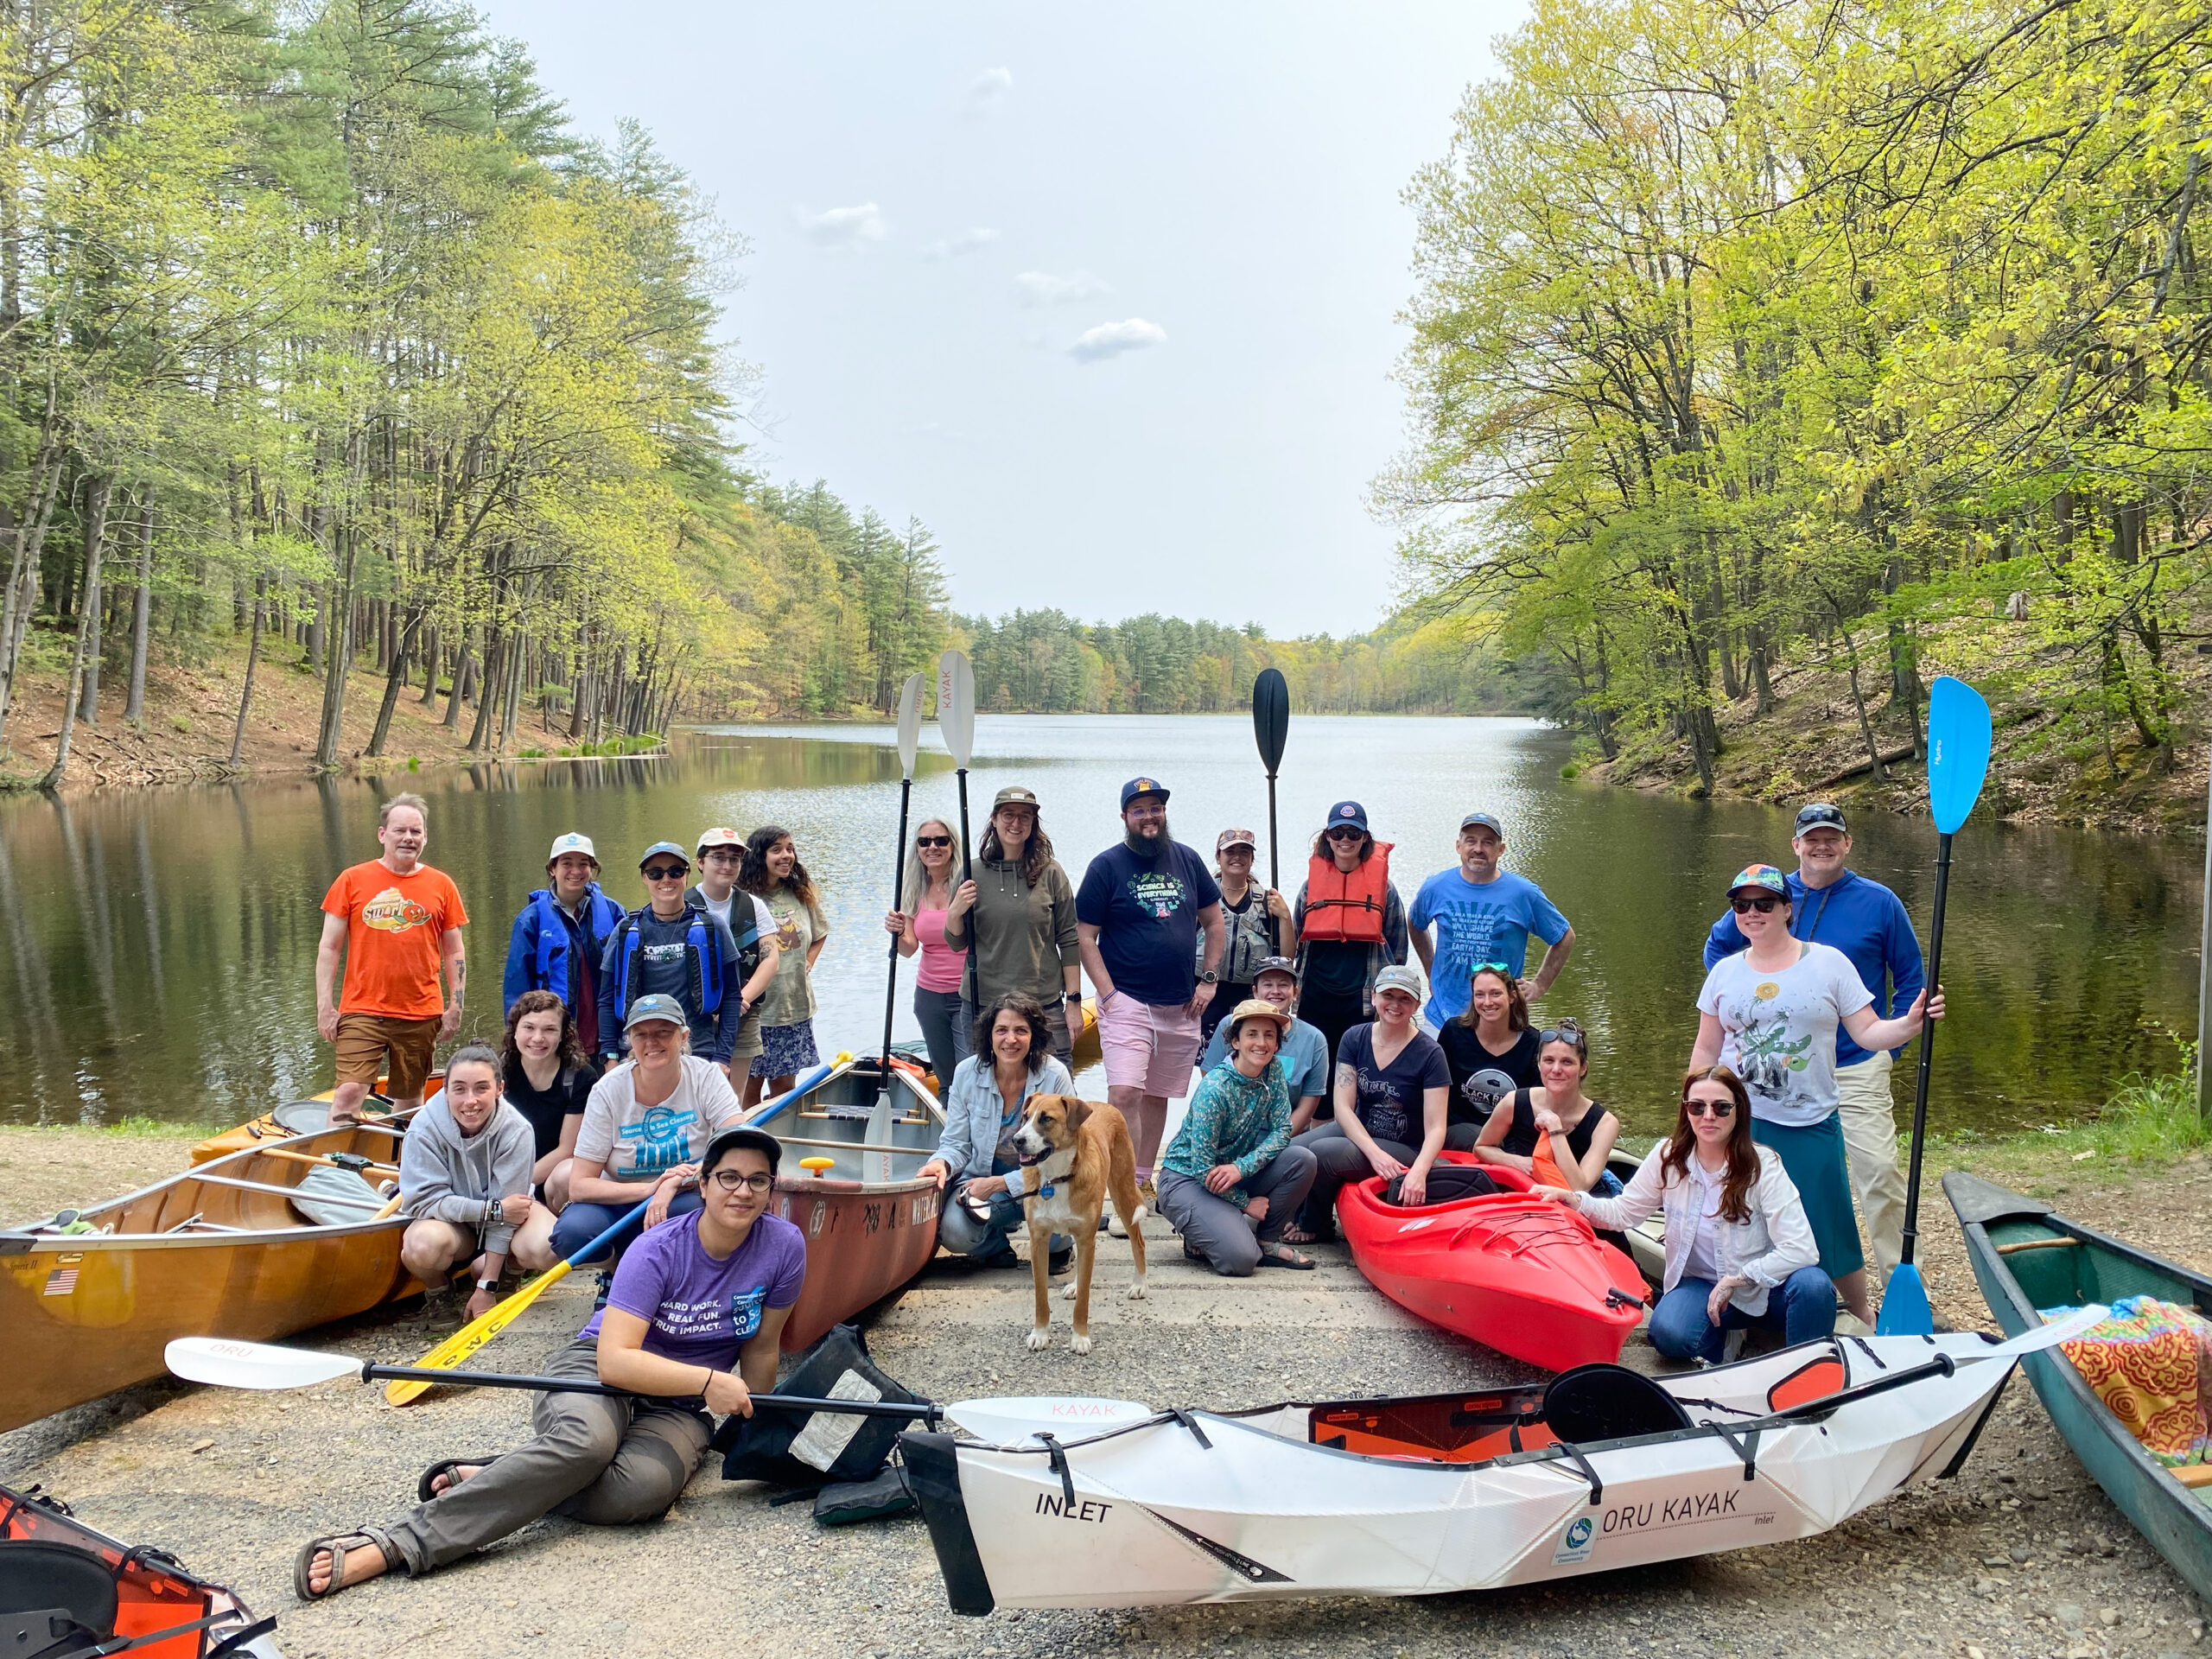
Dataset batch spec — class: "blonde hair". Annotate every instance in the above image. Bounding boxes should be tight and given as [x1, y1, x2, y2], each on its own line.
[900, 817, 963, 913]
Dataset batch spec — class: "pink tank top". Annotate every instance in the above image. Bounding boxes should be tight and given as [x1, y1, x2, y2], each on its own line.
[914, 907, 967, 994]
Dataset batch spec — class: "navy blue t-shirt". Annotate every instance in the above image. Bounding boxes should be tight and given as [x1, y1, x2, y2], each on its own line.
[1076, 840, 1222, 1007]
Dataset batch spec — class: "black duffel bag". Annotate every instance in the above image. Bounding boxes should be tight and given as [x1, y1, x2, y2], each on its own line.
[715, 1323, 927, 1488]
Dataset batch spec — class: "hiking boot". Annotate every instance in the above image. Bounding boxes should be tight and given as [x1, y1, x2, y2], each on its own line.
[417, 1287, 465, 1333]
[1047, 1243, 1072, 1276]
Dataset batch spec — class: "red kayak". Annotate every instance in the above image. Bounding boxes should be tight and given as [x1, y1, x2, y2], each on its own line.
[1339, 1155, 1648, 1371]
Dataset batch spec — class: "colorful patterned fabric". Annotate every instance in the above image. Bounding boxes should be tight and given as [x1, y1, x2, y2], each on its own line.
[2060, 1296, 2212, 1467]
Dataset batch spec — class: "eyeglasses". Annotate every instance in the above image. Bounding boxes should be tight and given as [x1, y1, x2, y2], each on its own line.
[701, 848, 741, 861]
[709, 1169, 774, 1194]
[643, 865, 689, 881]
[1730, 895, 1783, 914]
[1685, 1101, 1736, 1119]
[916, 836, 951, 849]
[1537, 1020, 1586, 1051]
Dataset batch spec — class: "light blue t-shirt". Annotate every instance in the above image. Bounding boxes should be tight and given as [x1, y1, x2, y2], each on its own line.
[1198, 1014, 1332, 1103]
[1408, 868, 1571, 1029]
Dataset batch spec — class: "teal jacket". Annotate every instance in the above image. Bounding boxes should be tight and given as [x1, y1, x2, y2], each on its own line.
[1159, 1062, 1294, 1210]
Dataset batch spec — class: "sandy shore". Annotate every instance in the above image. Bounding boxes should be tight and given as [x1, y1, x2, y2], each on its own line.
[5, 1128, 2209, 1659]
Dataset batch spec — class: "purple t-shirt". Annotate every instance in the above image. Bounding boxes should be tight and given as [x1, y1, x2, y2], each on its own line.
[578, 1211, 807, 1368]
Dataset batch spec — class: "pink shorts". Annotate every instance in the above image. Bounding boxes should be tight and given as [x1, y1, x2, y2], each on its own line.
[1097, 990, 1202, 1096]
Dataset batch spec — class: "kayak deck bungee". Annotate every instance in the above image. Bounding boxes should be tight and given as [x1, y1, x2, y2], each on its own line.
[901, 1329, 2033, 1611]
[1946, 1170, 2212, 1600]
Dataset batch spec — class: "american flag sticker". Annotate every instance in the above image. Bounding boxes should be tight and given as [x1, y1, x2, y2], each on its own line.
[43, 1268, 79, 1296]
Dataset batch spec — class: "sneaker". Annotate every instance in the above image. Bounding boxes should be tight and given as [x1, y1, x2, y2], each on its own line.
[417, 1288, 465, 1333]
[1047, 1244, 1072, 1276]
[973, 1244, 1024, 1270]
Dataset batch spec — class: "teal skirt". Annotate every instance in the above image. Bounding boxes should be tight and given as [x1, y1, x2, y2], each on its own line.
[1750, 1112, 1865, 1281]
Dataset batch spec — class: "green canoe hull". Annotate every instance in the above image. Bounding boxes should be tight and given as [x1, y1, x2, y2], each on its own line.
[1944, 1171, 2212, 1600]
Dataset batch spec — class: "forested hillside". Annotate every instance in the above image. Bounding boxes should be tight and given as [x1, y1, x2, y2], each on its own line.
[1382, 0, 2212, 804]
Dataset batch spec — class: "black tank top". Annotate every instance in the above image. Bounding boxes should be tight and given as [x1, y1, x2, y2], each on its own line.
[1501, 1090, 1612, 1165]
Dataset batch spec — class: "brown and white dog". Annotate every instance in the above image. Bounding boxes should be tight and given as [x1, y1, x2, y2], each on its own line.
[1009, 1094, 1148, 1353]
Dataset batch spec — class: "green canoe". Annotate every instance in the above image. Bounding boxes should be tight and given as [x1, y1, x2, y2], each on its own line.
[1944, 1170, 2212, 1599]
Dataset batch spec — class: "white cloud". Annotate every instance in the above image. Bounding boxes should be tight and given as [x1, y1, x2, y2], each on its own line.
[1014, 269, 1110, 307]
[922, 227, 1001, 261]
[966, 67, 1014, 108]
[1068, 318, 1166, 363]
[795, 202, 886, 248]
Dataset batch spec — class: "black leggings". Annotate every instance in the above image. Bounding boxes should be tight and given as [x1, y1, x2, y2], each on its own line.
[1300, 985, 1365, 1122]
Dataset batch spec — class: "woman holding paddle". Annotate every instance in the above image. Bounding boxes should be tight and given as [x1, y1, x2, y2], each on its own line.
[884, 816, 971, 1089]
[296, 1123, 804, 1599]
[941, 786, 1084, 1064]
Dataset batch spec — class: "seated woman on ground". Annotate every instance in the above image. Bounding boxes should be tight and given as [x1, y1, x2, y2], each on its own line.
[395, 1043, 535, 1330]
[1466, 1017, 1621, 1194]
[1536, 1065, 1836, 1363]
[499, 990, 597, 1274]
[298, 1124, 804, 1599]
[918, 992, 1078, 1274]
[1155, 1000, 1319, 1274]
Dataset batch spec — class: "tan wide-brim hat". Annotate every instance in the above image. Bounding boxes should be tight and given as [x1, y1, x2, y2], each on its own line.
[1224, 999, 1292, 1037]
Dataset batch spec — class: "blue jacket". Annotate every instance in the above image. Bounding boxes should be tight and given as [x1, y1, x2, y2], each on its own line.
[1702, 868, 1925, 1066]
[502, 885, 625, 1020]
[597, 905, 745, 1065]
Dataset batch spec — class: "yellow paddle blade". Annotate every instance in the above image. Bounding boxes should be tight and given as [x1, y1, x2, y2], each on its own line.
[385, 1261, 573, 1406]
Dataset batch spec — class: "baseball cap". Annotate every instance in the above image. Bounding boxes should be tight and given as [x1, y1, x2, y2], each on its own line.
[702, 1124, 783, 1181]
[1727, 864, 1791, 899]
[1321, 800, 1369, 835]
[622, 993, 689, 1031]
[1216, 828, 1258, 854]
[1120, 777, 1170, 809]
[1253, 956, 1298, 982]
[1459, 812, 1505, 837]
[992, 785, 1039, 809]
[638, 841, 690, 870]
[696, 827, 744, 855]
[1224, 999, 1291, 1038]
[1373, 963, 1424, 1001]
[1794, 803, 1848, 836]
[546, 832, 598, 865]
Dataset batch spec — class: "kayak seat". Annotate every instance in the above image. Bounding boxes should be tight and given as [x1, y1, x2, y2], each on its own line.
[1542, 1363, 1692, 1445]
[0, 1541, 118, 1648]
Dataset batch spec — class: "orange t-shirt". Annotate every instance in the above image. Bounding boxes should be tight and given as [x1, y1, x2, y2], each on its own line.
[321, 861, 469, 1019]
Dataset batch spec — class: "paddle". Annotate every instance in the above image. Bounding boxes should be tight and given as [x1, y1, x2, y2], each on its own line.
[1877, 674, 1993, 1338]
[1252, 668, 1289, 892]
[880, 673, 926, 1096]
[938, 650, 976, 887]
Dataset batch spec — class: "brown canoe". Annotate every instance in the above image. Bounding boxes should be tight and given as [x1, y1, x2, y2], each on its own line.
[0, 1123, 415, 1432]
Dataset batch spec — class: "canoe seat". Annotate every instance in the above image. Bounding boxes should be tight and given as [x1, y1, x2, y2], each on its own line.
[0, 1541, 117, 1651]
[1543, 1363, 1692, 1444]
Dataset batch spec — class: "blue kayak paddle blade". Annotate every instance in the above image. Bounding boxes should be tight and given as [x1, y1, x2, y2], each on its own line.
[1875, 1262, 1935, 1337]
[1926, 676, 1993, 836]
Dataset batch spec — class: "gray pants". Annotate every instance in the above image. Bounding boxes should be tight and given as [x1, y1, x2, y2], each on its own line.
[1156, 1147, 1317, 1276]
[1292, 1120, 1416, 1236]
[378, 1339, 712, 1576]
[912, 987, 974, 1094]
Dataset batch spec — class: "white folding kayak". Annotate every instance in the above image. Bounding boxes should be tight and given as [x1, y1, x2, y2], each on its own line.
[901, 1320, 2097, 1612]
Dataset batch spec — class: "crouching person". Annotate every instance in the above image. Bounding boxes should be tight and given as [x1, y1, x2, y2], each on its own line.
[917, 993, 1077, 1274]
[397, 1043, 535, 1329]
[295, 1125, 804, 1599]
[1155, 1001, 1317, 1274]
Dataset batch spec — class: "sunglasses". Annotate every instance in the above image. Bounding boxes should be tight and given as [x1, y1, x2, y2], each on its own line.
[1325, 827, 1366, 842]
[1470, 962, 1514, 978]
[643, 865, 689, 881]
[1537, 1020, 1586, 1050]
[916, 836, 952, 849]
[1730, 895, 1783, 914]
[1686, 1100, 1736, 1119]
[709, 1169, 774, 1194]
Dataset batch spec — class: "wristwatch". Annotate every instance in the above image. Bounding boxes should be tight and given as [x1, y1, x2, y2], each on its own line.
[475, 1279, 499, 1293]
[1064, 991, 1083, 1002]
[1198, 969, 1218, 984]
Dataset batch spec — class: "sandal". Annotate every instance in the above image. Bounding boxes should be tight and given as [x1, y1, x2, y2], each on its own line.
[1256, 1242, 1316, 1270]
[1278, 1224, 1320, 1246]
[416, 1455, 501, 1503]
[293, 1530, 392, 1602]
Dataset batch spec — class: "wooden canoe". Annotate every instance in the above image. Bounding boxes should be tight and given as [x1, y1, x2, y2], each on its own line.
[0, 1123, 416, 1433]
[745, 1058, 946, 1352]
[1945, 1170, 2212, 1600]
[191, 1074, 441, 1165]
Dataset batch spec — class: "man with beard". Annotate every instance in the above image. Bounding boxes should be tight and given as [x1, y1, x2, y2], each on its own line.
[1076, 778, 1226, 1206]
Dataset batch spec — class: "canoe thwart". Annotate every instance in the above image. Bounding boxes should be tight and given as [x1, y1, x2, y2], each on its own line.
[1995, 1236, 2083, 1256]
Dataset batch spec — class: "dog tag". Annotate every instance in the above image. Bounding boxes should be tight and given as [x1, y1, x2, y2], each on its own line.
[1039, 1183, 1054, 1198]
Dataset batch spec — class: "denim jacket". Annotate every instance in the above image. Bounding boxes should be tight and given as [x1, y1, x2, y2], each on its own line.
[931, 1052, 1076, 1197]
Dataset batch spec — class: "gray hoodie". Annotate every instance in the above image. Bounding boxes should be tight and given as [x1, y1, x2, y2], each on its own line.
[399, 1092, 537, 1255]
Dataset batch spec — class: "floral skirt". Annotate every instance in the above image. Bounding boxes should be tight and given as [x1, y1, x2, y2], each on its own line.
[750, 1019, 820, 1078]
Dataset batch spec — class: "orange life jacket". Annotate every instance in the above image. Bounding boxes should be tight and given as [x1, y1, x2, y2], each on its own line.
[1300, 842, 1394, 944]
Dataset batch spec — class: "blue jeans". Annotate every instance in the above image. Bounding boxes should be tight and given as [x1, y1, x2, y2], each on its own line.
[1648, 1265, 1837, 1363]
[550, 1188, 703, 1266]
[937, 1176, 1067, 1261]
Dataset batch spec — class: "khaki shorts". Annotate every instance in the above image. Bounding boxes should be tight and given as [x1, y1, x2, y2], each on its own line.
[726, 1006, 764, 1069]
[334, 1013, 441, 1096]
[1097, 991, 1201, 1097]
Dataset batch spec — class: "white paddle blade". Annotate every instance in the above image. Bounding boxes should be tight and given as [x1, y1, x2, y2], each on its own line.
[895, 674, 925, 778]
[166, 1337, 360, 1391]
[936, 650, 976, 768]
[944, 1395, 1153, 1445]
[1990, 1302, 2110, 1357]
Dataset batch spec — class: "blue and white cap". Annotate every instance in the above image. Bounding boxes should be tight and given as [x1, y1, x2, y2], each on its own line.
[547, 831, 598, 864]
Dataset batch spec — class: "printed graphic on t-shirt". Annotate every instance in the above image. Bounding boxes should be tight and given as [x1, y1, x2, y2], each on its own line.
[1726, 992, 1816, 1104]
[1125, 869, 1188, 919]
[620, 1105, 698, 1173]
[361, 887, 433, 933]
[653, 1289, 753, 1344]
[1460, 1065, 1517, 1114]
[728, 1285, 767, 1340]
[641, 941, 687, 965]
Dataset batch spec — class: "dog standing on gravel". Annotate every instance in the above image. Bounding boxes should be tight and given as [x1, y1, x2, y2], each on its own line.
[1009, 1094, 1148, 1354]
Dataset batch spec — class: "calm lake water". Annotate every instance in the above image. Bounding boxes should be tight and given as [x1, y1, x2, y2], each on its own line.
[0, 715, 2200, 1140]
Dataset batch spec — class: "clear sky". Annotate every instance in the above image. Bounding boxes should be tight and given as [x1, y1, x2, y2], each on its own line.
[470, 1, 1526, 636]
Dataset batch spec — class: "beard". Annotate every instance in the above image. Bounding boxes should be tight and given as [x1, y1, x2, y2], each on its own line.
[1124, 814, 1171, 852]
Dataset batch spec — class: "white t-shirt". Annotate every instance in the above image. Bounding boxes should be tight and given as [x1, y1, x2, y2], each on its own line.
[700, 887, 775, 945]
[575, 1054, 745, 1180]
[1681, 1158, 1724, 1283]
[1695, 942, 1872, 1128]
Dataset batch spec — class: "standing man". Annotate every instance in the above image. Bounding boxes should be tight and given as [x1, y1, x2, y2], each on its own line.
[1702, 801, 1924, 1292]
[1076, 778, 1226, 1202]
[315, 791, 469, 1128]
[599, 842, 752, 1071]
[501, 831, 624, 1058]
[1408, 811, 1574, 1032]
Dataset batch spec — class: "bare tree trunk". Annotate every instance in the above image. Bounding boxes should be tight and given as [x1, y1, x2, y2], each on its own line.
[0, 441, 67, 743]
[75, 478, 111, 725]
[466, 626, 503, 751]
[443, 640, 473, 728]
[229, 574, 264, 767]
[124, 493, 152, 722]
[41, 476, 111, 790]
[1836, 625, 1887, 783]
[417, 623, 440, 703]
[366, 602, 424, 757]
